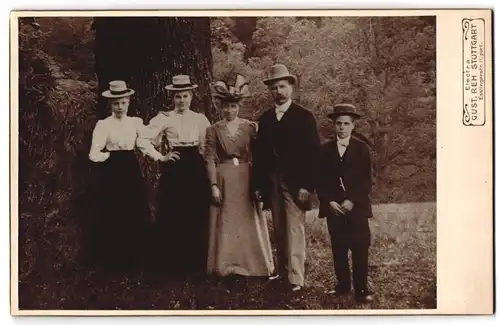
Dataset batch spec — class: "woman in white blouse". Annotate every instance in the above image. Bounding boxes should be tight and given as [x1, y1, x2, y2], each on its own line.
[137, 75, 212, 280]
[87, 80, 151, 271]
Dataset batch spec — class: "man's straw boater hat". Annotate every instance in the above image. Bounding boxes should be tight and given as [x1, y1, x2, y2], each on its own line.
[165, 75, 199, 91]
[101, 80, 135, 98]
[327, 103, 362, 120]
[262, 64, 298, 86]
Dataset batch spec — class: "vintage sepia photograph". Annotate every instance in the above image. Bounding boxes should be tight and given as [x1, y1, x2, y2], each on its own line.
[10, 9, 492, 316]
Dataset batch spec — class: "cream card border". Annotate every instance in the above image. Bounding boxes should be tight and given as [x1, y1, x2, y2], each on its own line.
[9, 9, 494, 316]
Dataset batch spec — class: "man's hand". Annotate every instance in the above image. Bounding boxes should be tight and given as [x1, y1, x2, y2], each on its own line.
[341, 199, 354, 213]
[254, 190, 263, 202]
[298, 188, 309, 204]
[329, 201, 345, 216]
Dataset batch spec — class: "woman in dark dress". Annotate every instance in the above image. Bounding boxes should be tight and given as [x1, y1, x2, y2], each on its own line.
[137, 75, 212, 280]
[87, 80, 151, 271]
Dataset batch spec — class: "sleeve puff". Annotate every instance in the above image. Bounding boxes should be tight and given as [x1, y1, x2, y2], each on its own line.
[136, 113, 166, 161]
[88, 120, 110, 162]
[198, 113, 212, 156]
[134, 116, 145, 135]
[134, 116, 146, 147]
[134, 116, 144, 129]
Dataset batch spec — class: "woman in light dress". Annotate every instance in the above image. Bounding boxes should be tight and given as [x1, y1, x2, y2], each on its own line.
[86, 80, 151, 270]
[137, 75, 212, 280]
[205, 74, 275, 278]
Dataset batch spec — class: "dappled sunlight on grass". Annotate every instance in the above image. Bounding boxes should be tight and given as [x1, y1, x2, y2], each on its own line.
[19, 202, 436, 310]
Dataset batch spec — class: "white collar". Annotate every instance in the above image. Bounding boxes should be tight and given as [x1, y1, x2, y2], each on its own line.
[173, 108, 192, 115]
[111, 113, 129, 121]
[337, 135, 351, 146]
[275, 99, 292, 113]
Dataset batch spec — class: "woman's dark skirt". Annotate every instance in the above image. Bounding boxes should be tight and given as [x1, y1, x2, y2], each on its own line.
[86, 150, 151, 271]
[151, 146, 211, 279]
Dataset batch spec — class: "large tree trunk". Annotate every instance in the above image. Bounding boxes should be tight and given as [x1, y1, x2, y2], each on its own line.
[93, 17, 216, 122]
[231, 17, 257, 60]
[92, 17, 216, 220]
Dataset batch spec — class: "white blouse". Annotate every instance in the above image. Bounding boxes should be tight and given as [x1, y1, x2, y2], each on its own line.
[136, 109, 211, 161]
[88, 115, 145, 162]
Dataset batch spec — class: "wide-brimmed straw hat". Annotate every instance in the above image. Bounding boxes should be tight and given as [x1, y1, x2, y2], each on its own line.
[101, 80, 135, 98]
[165, 75, 199, 91]
[262, 64, 297, 86]
[327, 103, 362, 119]
[212, 74, 250, 103]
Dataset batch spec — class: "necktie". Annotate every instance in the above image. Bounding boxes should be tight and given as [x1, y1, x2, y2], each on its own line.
[337, 140, 348, 157]
[337, 139, 349, 147]
[276, 108, 285, 121]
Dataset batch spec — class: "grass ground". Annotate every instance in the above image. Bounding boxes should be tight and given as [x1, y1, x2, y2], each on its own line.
[18, 202, 436, 311]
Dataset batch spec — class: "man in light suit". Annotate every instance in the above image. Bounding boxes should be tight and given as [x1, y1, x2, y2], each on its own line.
[316, 104, 374, 303]
[252, 64, 321, 292]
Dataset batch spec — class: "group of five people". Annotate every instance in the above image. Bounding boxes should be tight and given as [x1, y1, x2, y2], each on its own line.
[87, 64, 374, 303]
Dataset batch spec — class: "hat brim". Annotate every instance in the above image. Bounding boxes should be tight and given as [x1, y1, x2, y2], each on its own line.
[214, 94, 248, 103]
[327, 112, 362, 119]
[102, 89, 135, 98]
[165, 84, 198, 91]
[262, 75, 297, 86]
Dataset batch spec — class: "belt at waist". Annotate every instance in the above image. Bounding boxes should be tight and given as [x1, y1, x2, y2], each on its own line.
[170, 141, 199, 146]
[107, 149, 135, 154]
[170, 145, 199, 152]
[106, 150, 137, 161]
[166, 146, 201, 161]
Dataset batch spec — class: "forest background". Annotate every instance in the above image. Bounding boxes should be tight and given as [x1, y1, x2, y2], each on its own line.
[17, 16, 436, 310]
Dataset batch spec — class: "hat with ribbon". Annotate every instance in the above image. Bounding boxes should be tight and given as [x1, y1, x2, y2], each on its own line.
[212, 74, 250, 103]
[327, 103, 362, 120]
[262, 64, 297, 86]
[165, 75, 199, 91]
[101, 80, 135, 98]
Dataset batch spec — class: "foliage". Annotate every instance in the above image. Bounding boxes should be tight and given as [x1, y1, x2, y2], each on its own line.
[19, 18, 98, 210]
[19, 16, 436, 208]
[18, 17, 98, 283]
[211, 16, 436, 203]
[17, 16, 436, 310]
[33, 18, 95, 81]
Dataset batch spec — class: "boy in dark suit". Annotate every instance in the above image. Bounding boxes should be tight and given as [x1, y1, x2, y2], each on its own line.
[316, 104, 374, 303]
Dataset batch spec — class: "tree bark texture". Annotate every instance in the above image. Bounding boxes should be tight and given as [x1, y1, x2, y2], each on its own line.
[93, 17, 216, 122]
[93, 17, 216, 219]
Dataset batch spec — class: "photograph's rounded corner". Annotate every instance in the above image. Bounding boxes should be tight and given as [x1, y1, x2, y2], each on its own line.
[9, 10, 20, 21]
[11, 8, 494, 316]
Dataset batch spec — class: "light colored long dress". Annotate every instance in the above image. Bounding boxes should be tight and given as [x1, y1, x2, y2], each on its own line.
[205, 118, 275, 277]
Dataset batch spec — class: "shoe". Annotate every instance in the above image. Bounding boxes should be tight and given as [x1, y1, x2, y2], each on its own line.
[326, 287, 351, 296]
[268, 273, 283, 281]
[355, 290, 374, 303]
[291, 284, 303, 292]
